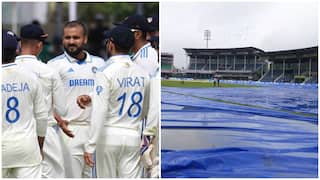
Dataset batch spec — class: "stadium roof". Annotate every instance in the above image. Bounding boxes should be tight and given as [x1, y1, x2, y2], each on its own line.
[265, 46, 318, 56]
[183, 46, 318, 60]
[161, 52, 174, 57]
[184, 47, 265, 56]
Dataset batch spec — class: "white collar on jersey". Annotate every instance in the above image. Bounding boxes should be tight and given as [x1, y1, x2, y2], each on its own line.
[101, 55, 131, 72]
[132, 42, 152, 61]
[107, 54, 131, 64]
[15, 55, 39, 62]
[64, 51, 92, 63]
[2, 62, 17, 68]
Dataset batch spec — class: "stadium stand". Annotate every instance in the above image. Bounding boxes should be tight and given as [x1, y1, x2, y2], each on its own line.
[261, 47, 318, 83]
[183, 47, 266, 80]
[161, 46, 318, 84]
[161, 52, 175, 78]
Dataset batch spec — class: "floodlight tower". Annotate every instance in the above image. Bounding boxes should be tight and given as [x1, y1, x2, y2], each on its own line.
[204, 29, 211, 48]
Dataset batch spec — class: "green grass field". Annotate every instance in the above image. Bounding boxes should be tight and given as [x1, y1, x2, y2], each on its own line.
[161, 79, 255, 88]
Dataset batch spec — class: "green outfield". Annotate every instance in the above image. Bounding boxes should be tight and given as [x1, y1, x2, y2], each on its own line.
[161, 79, 255, 88]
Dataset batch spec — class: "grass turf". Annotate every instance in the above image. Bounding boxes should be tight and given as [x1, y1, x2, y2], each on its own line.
[161, 79, 255, 88]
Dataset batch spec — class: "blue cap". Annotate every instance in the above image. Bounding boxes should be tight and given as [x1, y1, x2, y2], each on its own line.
[2, 30, 20, 49]
[104, 26, 134, 50]
[147, 15, 159, 31]
[114, 15, 153, 32]
[20, 24, 48, 43]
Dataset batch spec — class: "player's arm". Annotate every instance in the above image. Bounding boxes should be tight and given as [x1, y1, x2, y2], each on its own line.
[33, 80, 48, 158]
[84, 72, 109, 167]
[54, 111, 74, 138]
[37, 136, 45, 159]
[144, 76, 159, 137]
[50, 71, 75, 137]
[140, 77, 153, 163]
[52, 70, 68, 117]
[141, 76, 160, 177]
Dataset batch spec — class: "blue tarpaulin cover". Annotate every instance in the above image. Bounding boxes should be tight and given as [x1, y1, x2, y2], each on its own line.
[161, 83, 318, 178]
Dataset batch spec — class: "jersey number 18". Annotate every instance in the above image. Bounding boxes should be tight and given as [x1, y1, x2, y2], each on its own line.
[117, 91, 143, 118]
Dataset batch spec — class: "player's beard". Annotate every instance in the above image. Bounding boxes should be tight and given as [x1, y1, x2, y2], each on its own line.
[64, 45, 84, 58]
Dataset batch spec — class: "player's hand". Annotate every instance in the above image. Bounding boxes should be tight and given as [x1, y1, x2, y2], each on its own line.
[37, 136, 45, 160]
[77, 95, 92, 109]
[140, 135, 156, 169]
[40, 149, 44, 160]
[84, 152, 94, 167]
[58, 120, 74, 138]
[150, 157, 159, 178]
[141, 144, 155, 169]
[54, 112, 74, 138]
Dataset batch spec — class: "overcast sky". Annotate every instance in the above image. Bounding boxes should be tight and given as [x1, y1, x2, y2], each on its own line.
[161, 1, 318, 69]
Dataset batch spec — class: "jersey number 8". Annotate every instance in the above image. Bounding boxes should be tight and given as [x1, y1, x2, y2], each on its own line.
[5, 96, 20, 123]
[117, 91, 143, 118]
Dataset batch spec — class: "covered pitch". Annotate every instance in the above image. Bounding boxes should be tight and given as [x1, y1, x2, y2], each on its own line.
[161, 82, 317, 177]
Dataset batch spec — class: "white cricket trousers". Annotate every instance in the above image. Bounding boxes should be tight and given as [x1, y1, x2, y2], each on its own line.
[41, 126, 65, 178]
[2, 165, 41, 178]
[96, 127, 143, 178]
[61, 124, 92, 178]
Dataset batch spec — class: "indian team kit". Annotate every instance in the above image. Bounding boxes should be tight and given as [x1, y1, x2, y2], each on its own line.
[132, 42, 159, 77]
[14, 54, 69, 178]
[47, 51, 105, 177]
[48, 51, 105, 126]
[85, 55, 150, 177]
[2, 45, 158, 178]
[2, 63, 48, 178]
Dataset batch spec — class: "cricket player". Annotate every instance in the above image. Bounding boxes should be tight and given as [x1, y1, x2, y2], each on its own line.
[147, 15, 159, 53]
[115, 15, 160, 177]
[115, 15, 159, 76]
[47, 20, 105, 178]
[2, 30, 48, 178]
[14, 23, 72, 178]
[82, 26, 150, 178]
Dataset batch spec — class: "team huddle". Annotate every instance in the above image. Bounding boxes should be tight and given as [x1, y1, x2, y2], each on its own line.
[2, 15, 159, 178]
